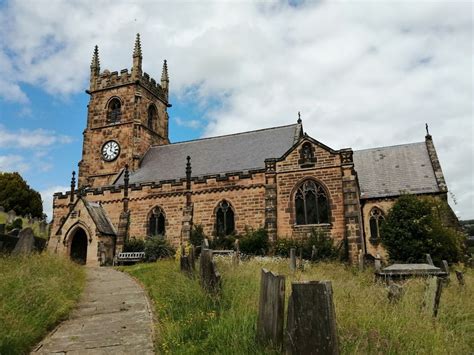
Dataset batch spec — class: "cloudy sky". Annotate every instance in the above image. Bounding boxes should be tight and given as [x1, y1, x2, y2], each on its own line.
[0, 0, 472, 220]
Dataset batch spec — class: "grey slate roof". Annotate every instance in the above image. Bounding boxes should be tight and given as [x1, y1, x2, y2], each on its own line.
[83, 199, 116, 235]
[121, 124, 301, 184]
[353, 142, 439, 199]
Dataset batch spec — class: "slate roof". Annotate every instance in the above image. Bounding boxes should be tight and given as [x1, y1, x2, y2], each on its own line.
[120, 124, 301, 185]
[353, 142, 439, 199]
[83, 199, 116, 235]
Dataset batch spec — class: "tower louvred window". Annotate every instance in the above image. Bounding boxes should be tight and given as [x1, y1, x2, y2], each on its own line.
[107, 98, 122, 123]
[295, 180, 330, 225]
[149, 207, 166, 238]
[216, 200, 235, 236]
[148, 105, 157, 130]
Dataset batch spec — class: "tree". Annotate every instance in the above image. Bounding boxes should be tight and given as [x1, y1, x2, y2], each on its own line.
[0, 172, 43, 218]
[380, 194, 465, 264]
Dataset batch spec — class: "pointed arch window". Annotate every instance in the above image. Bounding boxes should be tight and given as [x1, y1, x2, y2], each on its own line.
[369, 207, 385, 244]
[216, 200, 235, 236]
[107, 98, 122, 123]
[147, 105, 157, 130]
[295, 180, 329, 225]
[148, 207, 166, 238]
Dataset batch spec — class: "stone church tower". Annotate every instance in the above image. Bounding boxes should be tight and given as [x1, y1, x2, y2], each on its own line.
[78, 34, 170, 188]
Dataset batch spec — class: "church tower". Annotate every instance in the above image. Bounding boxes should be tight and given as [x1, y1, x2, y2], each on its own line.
[78, 34, 170, 188]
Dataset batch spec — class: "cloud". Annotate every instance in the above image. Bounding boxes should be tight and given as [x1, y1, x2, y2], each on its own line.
[174, 117, 203, 130]
[0, 154, 30, 173]
[40, 185, 69, 221]
[0, 1, 472, 217]
[0, 125, 73, 149]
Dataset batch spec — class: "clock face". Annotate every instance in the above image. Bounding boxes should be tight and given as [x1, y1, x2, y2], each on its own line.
[101, 140, 120, 162]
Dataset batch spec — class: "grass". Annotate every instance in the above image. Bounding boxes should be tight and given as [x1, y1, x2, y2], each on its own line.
[0, 253, 85, 354]
[124, 257, 473, 354]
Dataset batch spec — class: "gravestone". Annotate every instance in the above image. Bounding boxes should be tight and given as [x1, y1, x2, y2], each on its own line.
[12, 228, 35, 255]
[7, 210, 16, 224]
[423, 277, 443, 317]
[0, 206, 4, 213]
[289, 248, 296, 272]
[374, 254, 382, 272]
[387, 282, 404, 303]
[257, 269, 285, 347]
[426, 254, 434, 266]
[311, 245, 317, 261]
[39, 221, 48, 235]
[199, 249, 221, 293]
[298, 248, 304, 270]
[286, 281, 339, 355]
[8, 228, 20, 237]
[455, 271, 465, 286]
[0, 224, 5, 235]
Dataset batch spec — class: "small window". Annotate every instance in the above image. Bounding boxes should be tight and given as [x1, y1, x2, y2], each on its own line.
[147, 105, 157, 130]
[149, 207, 166, 237]
[216, 200, 235, 236]
[295, 180, 329, 225]
[298, 142, 316, 167]
[369, 207, 385, 244]
[107, 98, 122, 123]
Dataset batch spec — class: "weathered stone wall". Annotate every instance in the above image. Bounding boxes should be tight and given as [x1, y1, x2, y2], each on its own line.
[275, 140, 346, 247]
[361, 198, 393, 259]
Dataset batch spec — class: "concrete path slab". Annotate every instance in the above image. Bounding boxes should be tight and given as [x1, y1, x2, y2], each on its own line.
[32, 267, 154, 354]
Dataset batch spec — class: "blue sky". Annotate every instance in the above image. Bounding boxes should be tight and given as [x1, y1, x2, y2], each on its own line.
[0, 0, 472, 220]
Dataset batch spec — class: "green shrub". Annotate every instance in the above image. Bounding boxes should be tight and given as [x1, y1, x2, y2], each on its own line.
[238, 228, 269, 255]
[189, 224, 206, 247]
[274, 228, 338, 261]
[123, 237, 145, 252]
[144, 237, 175, 261]
[381, 194, 466, 264]
[210, 234, 236, 250]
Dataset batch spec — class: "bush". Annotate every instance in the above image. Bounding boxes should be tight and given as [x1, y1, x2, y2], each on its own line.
[189, 224, 206, 247]
[239, 228, 269, 255]
[274, 228, 338, 261]
[381, 194, 466, 264]
[210, 234, 236, 250]
[144, 237, 175, 261]
[123, 237, 145, 252]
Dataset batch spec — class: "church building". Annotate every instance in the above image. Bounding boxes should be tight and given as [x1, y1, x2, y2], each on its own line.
[48, 35, 450, 266]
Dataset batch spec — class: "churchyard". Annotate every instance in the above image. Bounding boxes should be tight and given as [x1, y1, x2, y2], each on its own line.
[123, 255, 474, 354]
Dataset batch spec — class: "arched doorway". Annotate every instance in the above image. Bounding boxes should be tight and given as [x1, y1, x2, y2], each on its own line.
[70, 228, 88, 265]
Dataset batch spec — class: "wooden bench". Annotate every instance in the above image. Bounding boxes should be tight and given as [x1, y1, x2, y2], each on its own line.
[113, 252, 145, 266]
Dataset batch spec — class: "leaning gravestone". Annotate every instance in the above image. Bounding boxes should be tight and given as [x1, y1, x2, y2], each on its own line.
[12, 228, 35, 255]
[7, 210, 16, 224]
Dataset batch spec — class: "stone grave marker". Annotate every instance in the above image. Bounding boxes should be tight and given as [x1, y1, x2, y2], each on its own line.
[0, 206, 4, 213]
[423, 277, 443, 317]
[374, 254, 382, 273]
[286, 281, 339, 355]
[12, 228, 35, 255]
[387, 282, 404, 303]
[257, 269, 285, 347]
[39, 221, 48, 235]
[311, 245, 317, 261]
[426, 253, 434, 266]
[7, 210, 16, 224]
[358, 249, 364, 272]
[289, 248, 296, 272]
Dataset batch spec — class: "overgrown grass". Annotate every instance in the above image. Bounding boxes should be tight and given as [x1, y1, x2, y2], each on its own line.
[0, 253, 85, 354]
[124, 258, 473, 354]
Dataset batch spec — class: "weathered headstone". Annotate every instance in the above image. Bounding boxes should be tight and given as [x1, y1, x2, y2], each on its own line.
[358, 249, 364, 272]
[7, 210, 16, 224]
[374, 254, 382, 273]
[232, 240, 240, 267]
[180, 255, 192, 275]
[12, 228, 35, 255]
[0, 224, 5, 235]
[189, 245, 196, 270]
[199, 249, 221, 293]
[286, 281, 339, 355]
[257, 269, 285, 347]
[426, 254, 434, 266]
[289, 248, 296, 272]
[387, 282, 404, 303]
[455, 271, 465, 286]
[423, 277, 443, 317]
[39, 221, 48, 235]
[298, 247, 304, 270]
[441, 260, 450, 282]
[311, 245, 317, 261]
[202, 238, 209, 249]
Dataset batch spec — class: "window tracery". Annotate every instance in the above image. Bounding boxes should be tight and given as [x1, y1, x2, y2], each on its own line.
[107, 98, 122, 123]
[148, 206, 166, 238]
[295, 180, 329, 225]
[216, 200, 235, 236]
[369, 207, 385, 244]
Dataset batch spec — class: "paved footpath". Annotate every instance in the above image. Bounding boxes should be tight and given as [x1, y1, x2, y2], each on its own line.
[32, 267, 154, 354]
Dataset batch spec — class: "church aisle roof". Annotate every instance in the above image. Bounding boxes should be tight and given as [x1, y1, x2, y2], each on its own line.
[353, 142, 439, 199]
[123, 123, 301, 184]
